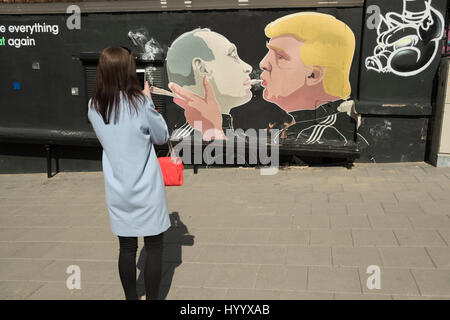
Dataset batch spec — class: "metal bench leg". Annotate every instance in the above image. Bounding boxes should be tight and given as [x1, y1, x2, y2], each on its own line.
[45, 145, 52, 178]
[194, 164, 198, 174]
[55, 155, 60, 175]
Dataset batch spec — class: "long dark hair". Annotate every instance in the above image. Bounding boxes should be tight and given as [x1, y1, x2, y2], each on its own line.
[91, 47, 144, 124]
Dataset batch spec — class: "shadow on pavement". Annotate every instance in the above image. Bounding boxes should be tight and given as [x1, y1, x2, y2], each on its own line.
[136, 212, 194, 299]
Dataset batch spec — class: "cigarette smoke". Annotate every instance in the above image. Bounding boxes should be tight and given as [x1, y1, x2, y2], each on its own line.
[249, 69, 263, 91]
[128, 28, 164, 61]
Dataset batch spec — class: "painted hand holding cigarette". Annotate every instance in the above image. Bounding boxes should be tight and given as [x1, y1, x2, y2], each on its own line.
[168, 77, 226, 141]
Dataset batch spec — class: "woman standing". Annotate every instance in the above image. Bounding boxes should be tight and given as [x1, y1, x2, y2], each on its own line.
[88, 47, 171, 300]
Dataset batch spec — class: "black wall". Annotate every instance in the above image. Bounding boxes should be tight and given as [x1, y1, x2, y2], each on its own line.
[356, 0, 448, 162]
[0, 1, 448, 173]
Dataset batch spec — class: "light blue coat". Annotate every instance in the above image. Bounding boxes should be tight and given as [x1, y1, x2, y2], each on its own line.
[88, 93, 171, 237]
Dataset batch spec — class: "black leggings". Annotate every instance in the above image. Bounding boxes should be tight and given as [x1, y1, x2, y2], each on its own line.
[117, 233, 164, 300]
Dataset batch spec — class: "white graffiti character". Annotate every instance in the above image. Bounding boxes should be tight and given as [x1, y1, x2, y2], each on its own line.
[365, 0, 444, 77]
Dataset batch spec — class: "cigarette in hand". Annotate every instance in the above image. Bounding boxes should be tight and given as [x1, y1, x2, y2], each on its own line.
[150, 86, 178, 98]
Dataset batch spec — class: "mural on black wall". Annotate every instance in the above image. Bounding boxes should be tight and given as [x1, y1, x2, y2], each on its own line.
[365, 0, 445, 76]
[148, 12, 363, 147]
[4, 3, 449, 166]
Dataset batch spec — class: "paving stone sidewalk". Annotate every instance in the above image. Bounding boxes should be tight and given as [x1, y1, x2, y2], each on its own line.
[1, 163, 450, 300]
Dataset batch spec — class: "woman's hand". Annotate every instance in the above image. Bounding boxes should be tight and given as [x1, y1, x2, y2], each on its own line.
[168, 77, 225, 140]
[142, 81, 154, 101]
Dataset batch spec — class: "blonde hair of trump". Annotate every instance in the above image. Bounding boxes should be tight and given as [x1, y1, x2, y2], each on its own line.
[265, 12, 355, 99]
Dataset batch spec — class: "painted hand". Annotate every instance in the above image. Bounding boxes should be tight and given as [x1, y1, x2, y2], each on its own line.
[169, 76, 225, 141]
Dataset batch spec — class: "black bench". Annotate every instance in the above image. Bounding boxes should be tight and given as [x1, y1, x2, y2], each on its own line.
[0, 127, 200, 178]
[1, 127, 359, 178]
[167, 137, 360, 171]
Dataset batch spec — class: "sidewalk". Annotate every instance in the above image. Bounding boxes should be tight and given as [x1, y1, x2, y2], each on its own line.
[1, 163, 450, 300]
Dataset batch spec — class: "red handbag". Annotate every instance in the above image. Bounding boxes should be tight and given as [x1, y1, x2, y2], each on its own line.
[158, 140, 184, 186]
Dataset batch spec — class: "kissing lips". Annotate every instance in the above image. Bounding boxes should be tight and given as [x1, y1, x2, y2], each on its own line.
[260, 75, 268, 87]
